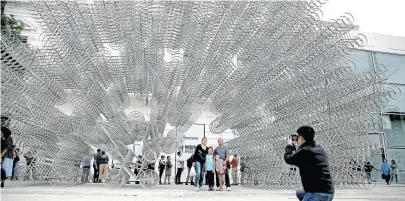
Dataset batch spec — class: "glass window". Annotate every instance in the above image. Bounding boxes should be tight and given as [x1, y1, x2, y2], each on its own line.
[383, 114, 405, 148]
[345, 50, 373, 73]
[382, 85, 405, 113]
[374, 53, 405, 85]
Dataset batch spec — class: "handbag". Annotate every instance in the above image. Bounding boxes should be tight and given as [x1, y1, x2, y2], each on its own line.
[190, 167, 196, 176]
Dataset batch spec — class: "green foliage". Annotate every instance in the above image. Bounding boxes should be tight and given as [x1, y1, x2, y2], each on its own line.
[2, 14, 25, 34]
[1, 1, 25, 37]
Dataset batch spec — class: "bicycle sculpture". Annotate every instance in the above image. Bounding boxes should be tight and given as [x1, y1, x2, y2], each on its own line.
[1, 0, 398, 189]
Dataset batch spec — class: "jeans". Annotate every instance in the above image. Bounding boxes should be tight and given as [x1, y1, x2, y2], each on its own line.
[1, 157, 14, 177]
[194, 161, 204, 187]
[81, 167, 90, 182]
[296, 189, 334, 201]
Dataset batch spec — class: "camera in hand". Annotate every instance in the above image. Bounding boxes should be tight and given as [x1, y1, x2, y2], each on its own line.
[290, 134, 298, 142]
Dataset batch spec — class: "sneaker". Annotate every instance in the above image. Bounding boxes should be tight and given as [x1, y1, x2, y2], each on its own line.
[227, 187, 231, 191]
[195, 186, 199, 191]
[185, 183, 188, 185]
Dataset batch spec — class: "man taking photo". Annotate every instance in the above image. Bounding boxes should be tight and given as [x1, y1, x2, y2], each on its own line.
[284, 126, 334, 201]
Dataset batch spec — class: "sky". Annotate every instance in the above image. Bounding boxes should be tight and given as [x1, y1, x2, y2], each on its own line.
[320, 0, 405, 37]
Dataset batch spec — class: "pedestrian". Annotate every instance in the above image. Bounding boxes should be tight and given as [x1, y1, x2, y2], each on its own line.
[239, 157, 247, 185]
[23, 151, 35, 180]
[165, 156, 172, 185]
[381, 159, 391, 185]
[92, 149, 101, 183]
[231, 154, 238, 185]
[205, 147, 215, 191]
[134, 155, 143, 184]
[175, 152, 184, 184]
[1, 127, 14, 183]
[213, 138, 231, 191]
[215, 154, 226, 191]
[193, 137, 208, 191]
[158, 155, 166, 185]
[97, 151, 109, 183]
[284, 126, 334, 201]
[81, 153, 92, 182]
[364, 159, 374, 184]
[185, 155, 194, 185]
[390, 160, 398, 183]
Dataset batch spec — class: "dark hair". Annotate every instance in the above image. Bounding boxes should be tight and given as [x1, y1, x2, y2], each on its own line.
[202, 137, 207, 141]
[297, 126, 315, 143]
[101, 151, 105, 155]
[161, 155, 165, 158]
[208, 147, 213, 150]
[234, 154, 237, 157]
[167, 156, 171, 159]
[391, 160, 396, 164]
[97, 149, 101, 152]
[1, 127, 11, 138]
[177, 152, 181, 155]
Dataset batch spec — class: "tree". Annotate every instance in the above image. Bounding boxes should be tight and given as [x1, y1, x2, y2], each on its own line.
[1, 1, 25, 39]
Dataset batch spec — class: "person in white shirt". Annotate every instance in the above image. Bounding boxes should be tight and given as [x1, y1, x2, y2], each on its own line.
[175, 152, 184, 184]
[81, 154, 92, 182]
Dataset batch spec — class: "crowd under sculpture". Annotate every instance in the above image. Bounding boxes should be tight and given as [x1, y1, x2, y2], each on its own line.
[0, 1, 398, 189]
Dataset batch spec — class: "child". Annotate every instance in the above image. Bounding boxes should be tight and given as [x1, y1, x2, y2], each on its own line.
[205, 147, 215, 191]
[165, 156, 173, 185]
[215, 154, 226, 191]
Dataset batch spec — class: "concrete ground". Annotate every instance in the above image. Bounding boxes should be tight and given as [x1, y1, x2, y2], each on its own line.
[1, 183, 404, 201]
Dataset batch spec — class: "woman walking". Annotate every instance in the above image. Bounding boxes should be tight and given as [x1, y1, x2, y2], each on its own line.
[381, 159, 391, 185]
[193, 137, 208, 191]
[390, 160, 398, 183]
[165, 156, 173, 185]
[1, 127, 14, 187]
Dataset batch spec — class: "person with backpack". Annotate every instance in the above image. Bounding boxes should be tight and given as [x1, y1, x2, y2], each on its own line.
[185, 155, 194, 185]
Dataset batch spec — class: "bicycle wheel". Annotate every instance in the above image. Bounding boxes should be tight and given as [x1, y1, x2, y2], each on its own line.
[139, 169, 159, 190]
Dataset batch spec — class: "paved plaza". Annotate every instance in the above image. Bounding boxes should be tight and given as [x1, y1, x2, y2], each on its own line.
[1, 183, 404, 201]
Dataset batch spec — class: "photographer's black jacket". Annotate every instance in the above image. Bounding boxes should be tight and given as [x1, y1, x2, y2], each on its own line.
[284, 142, 334, 194]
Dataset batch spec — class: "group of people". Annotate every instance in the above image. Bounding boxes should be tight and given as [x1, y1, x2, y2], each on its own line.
[1, 127, 36, 188]
[190, 137, 238, 191]
[157, 137, 240, 192]
[86, 149, 109, 183]
[381, 159, 399, 185]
